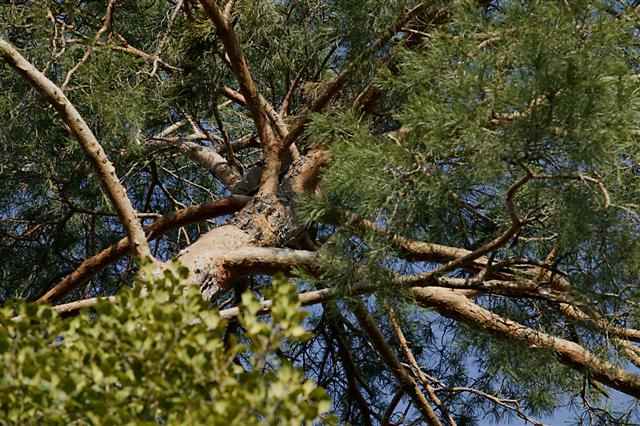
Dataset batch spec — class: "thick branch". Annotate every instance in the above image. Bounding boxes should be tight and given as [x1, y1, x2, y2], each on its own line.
[177, 239, 318, 300]
[221, 85, 289, 139]
[0, 38, 153, 262]
[38, 271, 640, 402]
[38, 196, 250, 302]
[218, 284, 640, 399]
[218, 246, 318, 277]
[199, 0, 281, 194]
[411, 287, 640, 399]
[149, 132, 258, 157]
[152, 138, 246, 193]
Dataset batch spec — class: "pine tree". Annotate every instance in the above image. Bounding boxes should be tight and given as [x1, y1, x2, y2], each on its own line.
[2, 0, 640, 424]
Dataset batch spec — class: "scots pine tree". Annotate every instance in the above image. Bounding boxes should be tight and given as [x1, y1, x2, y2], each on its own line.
[2, 0, 640, 424]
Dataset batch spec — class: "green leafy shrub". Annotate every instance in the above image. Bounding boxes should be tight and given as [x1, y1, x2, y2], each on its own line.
[0, 264, 333, 425]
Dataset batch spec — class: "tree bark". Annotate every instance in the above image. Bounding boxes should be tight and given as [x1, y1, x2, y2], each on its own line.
[0, 39, 154, 263]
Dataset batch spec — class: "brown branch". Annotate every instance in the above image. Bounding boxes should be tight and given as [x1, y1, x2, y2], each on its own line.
[285, 149, 332, 195]
[211, 106, 238, 168]
[280, 64, 307, 117]
[32, 270, 640, 401]
[153, 137, 245, 193]
[279, 1, 450, 154]
[403, 172, 531, 283]
[0, 38, 154, 263]
[149, 0, 184, 76]
[351, 300, 443, 425]
[62, 0, 117, 89]
[326, 305, 375, 426]
[217, 284, 640, 399]
[385, 303, 457, 426]
[37, 195, 251, 303]
[615, 339, 640, 370]
[350, 215, 640, 345]
[199, 0, 281, 195]
[411, 286, 640, 399]
[215, 246, 318, 278]
[220, 85, 289, 139]
[223, 0, 237, 19]
[351, 215, 490, 270]
[381, 389, 405, 426]
[149, 132, 258, 156]
[111, 34, 181, 71]
[220, 84, 300, 162]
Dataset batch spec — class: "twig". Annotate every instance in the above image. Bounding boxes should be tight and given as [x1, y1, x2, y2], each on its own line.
[406, 171, 532, 282]
[150, 0, 184, 77]
[279, 63, 307, 117]
[385, 303, 457, 426]
[435, 387, 546, 426]
[212, 106, 238, 168]
[351, 300, 444, 425]
[62, 0, 117, 89]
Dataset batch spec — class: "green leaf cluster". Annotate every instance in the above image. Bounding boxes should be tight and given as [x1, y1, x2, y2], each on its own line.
[0, 264, 334, 425]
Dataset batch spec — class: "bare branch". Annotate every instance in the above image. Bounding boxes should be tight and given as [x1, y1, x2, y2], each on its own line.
[217, 284, 640, 399]
[280, 64, 307, 117]
[150, 0, 184, 76]
[279, 1, 455, 153]
[33, 271, 640, 401]
[62, 0, 117, 89]
[199, 0, 281, 194]
[223, 0, 237, 19]
[37, 196, 250, 302]
[111, 33, 181, 71]
[220, 84, 300, 161]
[435, 387, 546, 426]
[411, 286, 640, 399]
[385, 303, 457, 426]
[351, 300, 444, 425]
[0, 38, 154, 263]
[154, 137, 246, 193]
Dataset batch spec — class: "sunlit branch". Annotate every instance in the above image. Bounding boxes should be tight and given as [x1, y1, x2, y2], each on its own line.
[0, 38, 155, 263]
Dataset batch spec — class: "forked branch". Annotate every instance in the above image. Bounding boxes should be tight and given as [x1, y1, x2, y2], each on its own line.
[199, 0, 281, 194]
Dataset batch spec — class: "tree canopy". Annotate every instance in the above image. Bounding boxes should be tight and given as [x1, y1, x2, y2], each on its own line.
[2, 0, 640, 424]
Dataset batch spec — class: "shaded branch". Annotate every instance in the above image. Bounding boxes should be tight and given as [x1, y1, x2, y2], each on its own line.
[199, 0, 281, 194]
[326, 304, 375, 426]
[37, 195, 251, 302]
[62, 0, 117, 89]
[351, 300, 444, 425]
[385, 303, 457, 426]
[279, 1, 456, 154]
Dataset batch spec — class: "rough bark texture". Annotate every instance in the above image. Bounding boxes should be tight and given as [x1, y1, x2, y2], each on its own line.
[411, 287, 640, 399]
[4, 2, 640, 419]
[38, 196, 250, 302]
